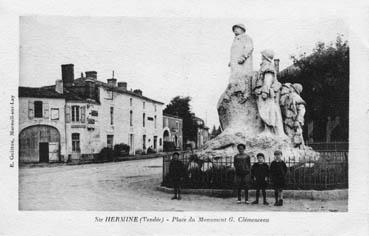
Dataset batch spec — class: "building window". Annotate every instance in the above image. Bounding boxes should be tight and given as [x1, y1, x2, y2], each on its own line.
[154, 104, 157, 112]
[130, 110, 133, 126]
[130, 98, 133, 106]
[110, 107, 114, 125]
[34, 101, 43, 118]
[51, 108, 59, 120]
[143, 101, 145, 109]
[176, 121, 179, 130]
[159, 138, 162, 146]
[143, 113, 146, 127]
[72, 106, 80, 122]
[107, 135, 114, 149]
[154, 115, 157, 129]
[72, 133, 80, 152]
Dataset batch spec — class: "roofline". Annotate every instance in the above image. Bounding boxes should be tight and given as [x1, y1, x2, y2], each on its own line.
[19, 96, 65, 99]
[98, 84, 164, 105]
[163, 113, 183, 120]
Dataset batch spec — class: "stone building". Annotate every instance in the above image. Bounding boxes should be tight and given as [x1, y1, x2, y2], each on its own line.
[194, 117, 210, 149]
[19, 64, 164, 163]
[162, 114, 183, 151]
[19, 87, 67, 162]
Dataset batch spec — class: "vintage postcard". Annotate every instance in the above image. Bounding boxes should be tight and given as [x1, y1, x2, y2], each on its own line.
[1, 0, 369, 235]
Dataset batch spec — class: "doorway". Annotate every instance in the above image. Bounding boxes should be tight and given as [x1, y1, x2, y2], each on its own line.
[39, 142, 49, 162]
[129, 134, 135, 155]
[153, 136, 157, 150]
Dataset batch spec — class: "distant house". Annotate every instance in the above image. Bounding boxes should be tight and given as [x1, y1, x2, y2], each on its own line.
[19, 64, 164, 163]
[162, 114, 183, 151]
[194, 117, 210, 148]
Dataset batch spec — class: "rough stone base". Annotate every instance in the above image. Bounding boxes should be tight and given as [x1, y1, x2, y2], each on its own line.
[196, 130, 319, 163]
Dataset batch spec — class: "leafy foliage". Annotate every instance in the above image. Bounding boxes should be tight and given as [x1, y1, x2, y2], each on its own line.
[163, 96, 197, 147]
[210, 125, 222, 139]
[113, 143, 130, 157]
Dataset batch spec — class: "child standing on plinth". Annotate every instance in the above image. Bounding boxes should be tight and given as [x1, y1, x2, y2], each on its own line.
[234, 143, 251, 204]
[251, 153, 269, 205]
[270, 150, 288, 206]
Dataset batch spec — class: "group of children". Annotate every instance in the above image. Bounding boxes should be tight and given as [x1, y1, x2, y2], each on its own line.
[234, 143, 287, 206]
[168, 144, 287, 206]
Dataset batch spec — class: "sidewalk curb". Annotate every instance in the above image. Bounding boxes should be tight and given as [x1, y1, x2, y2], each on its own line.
[19, 154, 164, 168]
[156, 186, 348, 200]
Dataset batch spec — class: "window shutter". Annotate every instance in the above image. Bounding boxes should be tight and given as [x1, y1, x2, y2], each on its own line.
[66, 105, 71, 123]
[81, 106, 86, 123]
[43, 102, 49, 119]
[28, 100, 34, 119]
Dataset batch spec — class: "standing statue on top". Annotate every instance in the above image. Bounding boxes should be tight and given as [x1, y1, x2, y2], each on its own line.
[217, 23, 261, 134]
[221, 24, 254, 106]
[229, 23, 254, 77]
[253, 50, 285, 137]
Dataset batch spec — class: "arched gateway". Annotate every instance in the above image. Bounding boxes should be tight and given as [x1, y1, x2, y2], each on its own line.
[19, 125, 60, 163]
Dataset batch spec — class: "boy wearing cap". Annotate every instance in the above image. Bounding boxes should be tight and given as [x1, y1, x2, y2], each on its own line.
[234, 143, 251, 204]
[270, 150, 288, 206]
[169, 152, 186, 200]
[251, 153, 269, 205]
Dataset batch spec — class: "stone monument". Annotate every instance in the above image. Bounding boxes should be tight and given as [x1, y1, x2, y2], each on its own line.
[196, 24, 317, 163]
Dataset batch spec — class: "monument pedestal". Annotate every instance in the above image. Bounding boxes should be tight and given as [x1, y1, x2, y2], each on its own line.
[195, 74, 318, 163]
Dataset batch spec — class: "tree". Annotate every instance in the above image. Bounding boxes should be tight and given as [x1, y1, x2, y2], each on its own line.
[163, 96, 197, 147]
[210, 125, 220, 139]
[210, 125, 217, 139]
[279, 35, 349, 141]
[217, 125, 222, 136]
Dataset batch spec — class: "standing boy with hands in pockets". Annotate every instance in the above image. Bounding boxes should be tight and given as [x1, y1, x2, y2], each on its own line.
[234, 143, 251, 204]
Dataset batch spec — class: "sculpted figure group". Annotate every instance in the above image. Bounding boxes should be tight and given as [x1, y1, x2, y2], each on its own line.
[228, 24, 306, 147]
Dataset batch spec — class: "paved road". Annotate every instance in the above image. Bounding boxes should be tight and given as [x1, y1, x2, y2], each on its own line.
[19, 158, 347, 211]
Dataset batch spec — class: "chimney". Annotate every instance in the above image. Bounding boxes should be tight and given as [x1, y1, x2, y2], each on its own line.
[85, 78, 96, 99]
[55, 80, 63, 94]
[117, 82, 127, 90]
[107, 78, 117, 87]
[61, 64, 74, 86]
[274, 59, 280, 74]
[85, 71, 97, 80]
[133, 89, 142, 96]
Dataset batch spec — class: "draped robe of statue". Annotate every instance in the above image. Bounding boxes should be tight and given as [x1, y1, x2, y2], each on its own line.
[253, 60, 285, 136]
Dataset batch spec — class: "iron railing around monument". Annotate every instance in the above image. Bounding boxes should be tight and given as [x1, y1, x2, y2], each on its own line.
[161, 150, 348, 190]
[304, 141, 348, 152]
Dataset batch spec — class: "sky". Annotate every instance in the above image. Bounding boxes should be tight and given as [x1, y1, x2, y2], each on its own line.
[20, 16, 348, 128]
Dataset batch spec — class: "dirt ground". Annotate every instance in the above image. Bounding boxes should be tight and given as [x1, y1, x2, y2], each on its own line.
[19, 158, 347, 211]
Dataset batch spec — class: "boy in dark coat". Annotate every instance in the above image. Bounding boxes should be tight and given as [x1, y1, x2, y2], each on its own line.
[169, 152, 186, 200]
[270, 150, 288, 206]
[251, 153, 269, 205]
[234, 144, 251, 204]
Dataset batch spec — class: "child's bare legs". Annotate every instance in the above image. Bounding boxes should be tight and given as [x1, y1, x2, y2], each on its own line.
[274, 188, 283, 206]
[236, 176, 248, 203]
